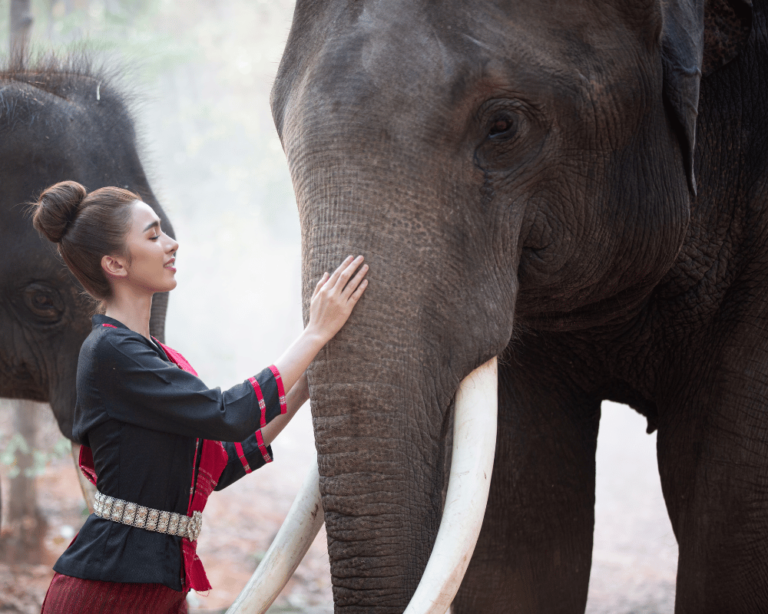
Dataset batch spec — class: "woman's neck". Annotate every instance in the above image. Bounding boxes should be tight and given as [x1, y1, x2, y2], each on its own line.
[103, 290, 154, 340]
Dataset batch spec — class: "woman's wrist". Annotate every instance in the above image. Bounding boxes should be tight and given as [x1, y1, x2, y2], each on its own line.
[287, 376, 310, 411]
[272, 326, 327, 394]
[303, 322, 331, 348]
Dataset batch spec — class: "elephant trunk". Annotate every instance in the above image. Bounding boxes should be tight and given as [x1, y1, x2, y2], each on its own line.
[259, 46, 518, 609]
[229, 358, 498, 614]
[311, 349, 455, 611]
[149, 290, 170, 343]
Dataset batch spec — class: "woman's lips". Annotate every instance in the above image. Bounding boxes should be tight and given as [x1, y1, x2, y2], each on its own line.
[164, 258, 176, 272]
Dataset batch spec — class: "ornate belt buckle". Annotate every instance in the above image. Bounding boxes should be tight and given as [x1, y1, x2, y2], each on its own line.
[189, 511, 203, 541]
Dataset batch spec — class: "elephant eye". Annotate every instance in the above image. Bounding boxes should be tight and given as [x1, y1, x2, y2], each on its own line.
[489, 117, 515, 139]
[23, 283, 65, 324]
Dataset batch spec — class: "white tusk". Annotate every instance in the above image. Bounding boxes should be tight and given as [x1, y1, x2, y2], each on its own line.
[225, 357, 496, 614]
[71, 442, 96, 514]
[404, 356, 498, 614]
[226, 456, 324, 614]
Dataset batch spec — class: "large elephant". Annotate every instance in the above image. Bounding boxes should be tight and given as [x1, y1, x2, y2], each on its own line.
[0, 56, 173, 442]
[242, 0, 768, 612]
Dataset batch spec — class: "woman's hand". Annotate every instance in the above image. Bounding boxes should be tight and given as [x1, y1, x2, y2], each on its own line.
[307, 255, 369, 343]
[272, 256, 369, 396]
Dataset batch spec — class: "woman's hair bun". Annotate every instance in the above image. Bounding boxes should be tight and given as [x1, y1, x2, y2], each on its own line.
[32, 180, 88, 243]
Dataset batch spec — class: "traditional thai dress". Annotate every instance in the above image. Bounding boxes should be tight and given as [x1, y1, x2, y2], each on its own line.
[42, 314, 287, 613]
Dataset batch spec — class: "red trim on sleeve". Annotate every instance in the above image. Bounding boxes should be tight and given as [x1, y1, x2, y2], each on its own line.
[102, 323, 117, 328]
[255, 430, 272, 464]
[268, 365, 287, 415]
[248, 377, 268, 428]
[234, 441, 252, 474]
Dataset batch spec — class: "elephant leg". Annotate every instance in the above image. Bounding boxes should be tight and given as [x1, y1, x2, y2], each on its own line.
[454, 346, 600, 614]
[657, 340, 768, 613]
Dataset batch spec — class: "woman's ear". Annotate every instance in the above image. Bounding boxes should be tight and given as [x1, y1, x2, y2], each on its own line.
[102, 254, 128, 279]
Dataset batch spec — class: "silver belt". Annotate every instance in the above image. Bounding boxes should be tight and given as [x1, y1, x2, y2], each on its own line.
[94, 491, 203, 542]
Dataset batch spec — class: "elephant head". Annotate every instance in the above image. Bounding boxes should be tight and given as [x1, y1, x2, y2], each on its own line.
[234, 0, 754, 612]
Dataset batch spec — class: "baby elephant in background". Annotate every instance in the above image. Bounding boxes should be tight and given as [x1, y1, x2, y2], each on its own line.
[0, 56, 173, 465]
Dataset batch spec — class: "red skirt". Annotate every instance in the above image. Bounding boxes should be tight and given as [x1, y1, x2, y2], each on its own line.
[41, 572, 188, 614]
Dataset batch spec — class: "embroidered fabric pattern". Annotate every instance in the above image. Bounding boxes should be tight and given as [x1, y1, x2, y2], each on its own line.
[255, 430, 272, 463]
[94, 492, 203, 542]
[234, 442, 252, 474]
[248, 376, 268, 428]
[268, 365, 287, 414]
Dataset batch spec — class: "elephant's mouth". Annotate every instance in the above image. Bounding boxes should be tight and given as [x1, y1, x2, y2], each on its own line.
[226, 357, 499, 614]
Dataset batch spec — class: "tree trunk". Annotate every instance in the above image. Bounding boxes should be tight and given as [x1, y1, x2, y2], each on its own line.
[9, 400, 39, 522]
[10, 0, 33, 55]
[0, 400, 47, 564]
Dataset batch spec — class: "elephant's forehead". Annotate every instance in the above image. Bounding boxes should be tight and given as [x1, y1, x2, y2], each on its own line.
[309, 0, 653, 109]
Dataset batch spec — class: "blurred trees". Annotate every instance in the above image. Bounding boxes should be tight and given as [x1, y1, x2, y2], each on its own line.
[10, 0, 32, 52]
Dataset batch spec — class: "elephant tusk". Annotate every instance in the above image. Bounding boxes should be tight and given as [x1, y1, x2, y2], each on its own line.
[226, 456, 324, 614]
[403, 356, 498, 614]
[71, 442, 96, 514]
[225, 357, 496, 613]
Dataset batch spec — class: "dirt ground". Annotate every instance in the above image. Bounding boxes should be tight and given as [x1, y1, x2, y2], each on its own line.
[0, 401, 676, 614]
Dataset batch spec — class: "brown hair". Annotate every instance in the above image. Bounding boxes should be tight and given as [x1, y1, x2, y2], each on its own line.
[31, 181, 139, 300]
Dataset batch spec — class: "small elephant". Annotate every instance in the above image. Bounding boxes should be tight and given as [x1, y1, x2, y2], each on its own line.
[0, 56, 173, 446]
[260, 0, 767, 612]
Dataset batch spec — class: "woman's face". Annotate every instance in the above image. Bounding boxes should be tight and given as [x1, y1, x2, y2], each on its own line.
[118, 201, 179, 293]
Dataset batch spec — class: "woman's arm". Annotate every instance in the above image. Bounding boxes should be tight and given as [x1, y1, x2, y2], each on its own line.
[260, 371, 309, 446]
[258, 256, 367, 446]
[272, 255, 368, 392]
[215, 373, 309, 490]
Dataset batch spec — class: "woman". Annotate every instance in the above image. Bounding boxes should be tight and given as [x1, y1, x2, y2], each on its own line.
[32, 181, 368, 613]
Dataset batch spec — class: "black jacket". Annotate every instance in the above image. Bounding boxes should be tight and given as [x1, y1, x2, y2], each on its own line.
[53, 314, 283, 590]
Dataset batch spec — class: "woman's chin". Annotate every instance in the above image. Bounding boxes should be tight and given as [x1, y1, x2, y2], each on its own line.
[153, 278, 178, 293]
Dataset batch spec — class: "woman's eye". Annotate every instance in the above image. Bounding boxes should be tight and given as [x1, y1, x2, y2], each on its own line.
[150, 234, 160, 241]
[489, 118, 515, 138]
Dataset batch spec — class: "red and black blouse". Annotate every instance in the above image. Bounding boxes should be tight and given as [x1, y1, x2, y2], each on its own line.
[53, 314, 286, 592]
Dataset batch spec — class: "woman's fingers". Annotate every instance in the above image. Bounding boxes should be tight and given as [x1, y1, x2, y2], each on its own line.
[312, 272, 329, 299]
[327, 255, 354, 288]
[333, 255, 365, 291]
[342, 264, 369, 299]
[305, 256, 369, 343]
[349, 278, 369, 303]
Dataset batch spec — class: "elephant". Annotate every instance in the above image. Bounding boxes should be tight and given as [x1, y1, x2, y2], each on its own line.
[231, 0, 768, 613]
[0, 55, 173, 454]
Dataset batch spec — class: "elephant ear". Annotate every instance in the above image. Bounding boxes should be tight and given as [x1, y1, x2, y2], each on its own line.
[661, 0, 752, 196]
[703, 0, 753, 75]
